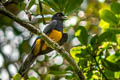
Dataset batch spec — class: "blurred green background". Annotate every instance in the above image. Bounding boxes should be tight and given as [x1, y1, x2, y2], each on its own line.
[0, 0, 120, 80]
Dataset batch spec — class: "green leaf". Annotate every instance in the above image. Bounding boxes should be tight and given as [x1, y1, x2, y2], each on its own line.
[64, 0, 83, 14]
[104, 70, 114, 80]
[87, 71, 93, 79]
[107, 51, 120, 62]
[70, 46, 81, 63]
[36, 4, 54, 15]
[78, 58, 87, 68]
[90, 35, 99, 48]
[111, 2, 120, 14]
[75, 26, 88, 45]
[101, 59, 120, 71]
[42, 0, 60, 12]
[70, 46, 86, 57]
[13, 73, 21, 80]
[65, 66, 73, 71]
[99, 9, 118, 25]
[108, 28, 120, 34]
[98, 28, 120, 44]
[115, 72, 120, 79]
[99, 20, 109, 30]
[98, 30, 117, 44]
[28, 0, 36, 9]
[17, 2, 26, 10]
[43, 0, 83, 14]
[29, 76, 37, 80]
[44, 74, 51, 80]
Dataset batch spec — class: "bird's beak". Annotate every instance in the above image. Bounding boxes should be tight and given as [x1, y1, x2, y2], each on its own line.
[62, 16, 67, 20]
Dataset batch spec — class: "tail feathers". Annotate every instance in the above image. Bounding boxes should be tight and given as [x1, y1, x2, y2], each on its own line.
[19, 53, 37, 77]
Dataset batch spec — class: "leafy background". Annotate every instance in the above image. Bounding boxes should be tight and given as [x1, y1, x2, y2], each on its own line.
[0, 0, 120, 80]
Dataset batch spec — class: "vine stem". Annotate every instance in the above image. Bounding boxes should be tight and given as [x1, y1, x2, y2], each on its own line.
[38, 0, 46, 24]
[93, 56, 108, 80]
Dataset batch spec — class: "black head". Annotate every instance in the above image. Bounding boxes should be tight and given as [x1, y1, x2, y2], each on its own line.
[52, 12, 67, 21]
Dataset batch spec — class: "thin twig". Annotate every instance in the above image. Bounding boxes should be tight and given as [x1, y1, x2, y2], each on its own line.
[93, 56, 108, 80]
[2, 0, 17, 6]
[38, 0, 46, 24]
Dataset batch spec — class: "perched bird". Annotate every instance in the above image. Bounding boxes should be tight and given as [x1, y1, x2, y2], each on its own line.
[19, 12, 68, 77]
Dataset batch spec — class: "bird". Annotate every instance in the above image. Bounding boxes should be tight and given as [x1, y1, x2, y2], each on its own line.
[18, 12, 68, 77]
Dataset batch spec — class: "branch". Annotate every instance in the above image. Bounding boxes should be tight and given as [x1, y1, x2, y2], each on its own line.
[0, 3, 85, 80]
[93, 57, 108, 80]
[2, 0, 23, 6]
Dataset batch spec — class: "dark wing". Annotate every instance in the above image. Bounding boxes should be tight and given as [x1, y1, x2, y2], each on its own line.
[43, 20, 57, 34]
[59, 33, 68, 45]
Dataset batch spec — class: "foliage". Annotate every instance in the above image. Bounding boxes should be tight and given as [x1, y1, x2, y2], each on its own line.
[70, 1, 120, 80]
[42, 0, 83, 14]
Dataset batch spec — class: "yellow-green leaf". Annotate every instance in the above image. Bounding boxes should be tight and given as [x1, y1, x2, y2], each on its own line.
[99, 9, 118, 25]
[12, 73, 21, 80]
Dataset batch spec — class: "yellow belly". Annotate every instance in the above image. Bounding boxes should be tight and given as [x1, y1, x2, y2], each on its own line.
[48, 30, 62, 42]
[42, 29, 62, 51]
[33, 39, 41, 55]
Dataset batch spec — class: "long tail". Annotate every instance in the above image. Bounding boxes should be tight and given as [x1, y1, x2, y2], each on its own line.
[18, 53, 37, 77]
